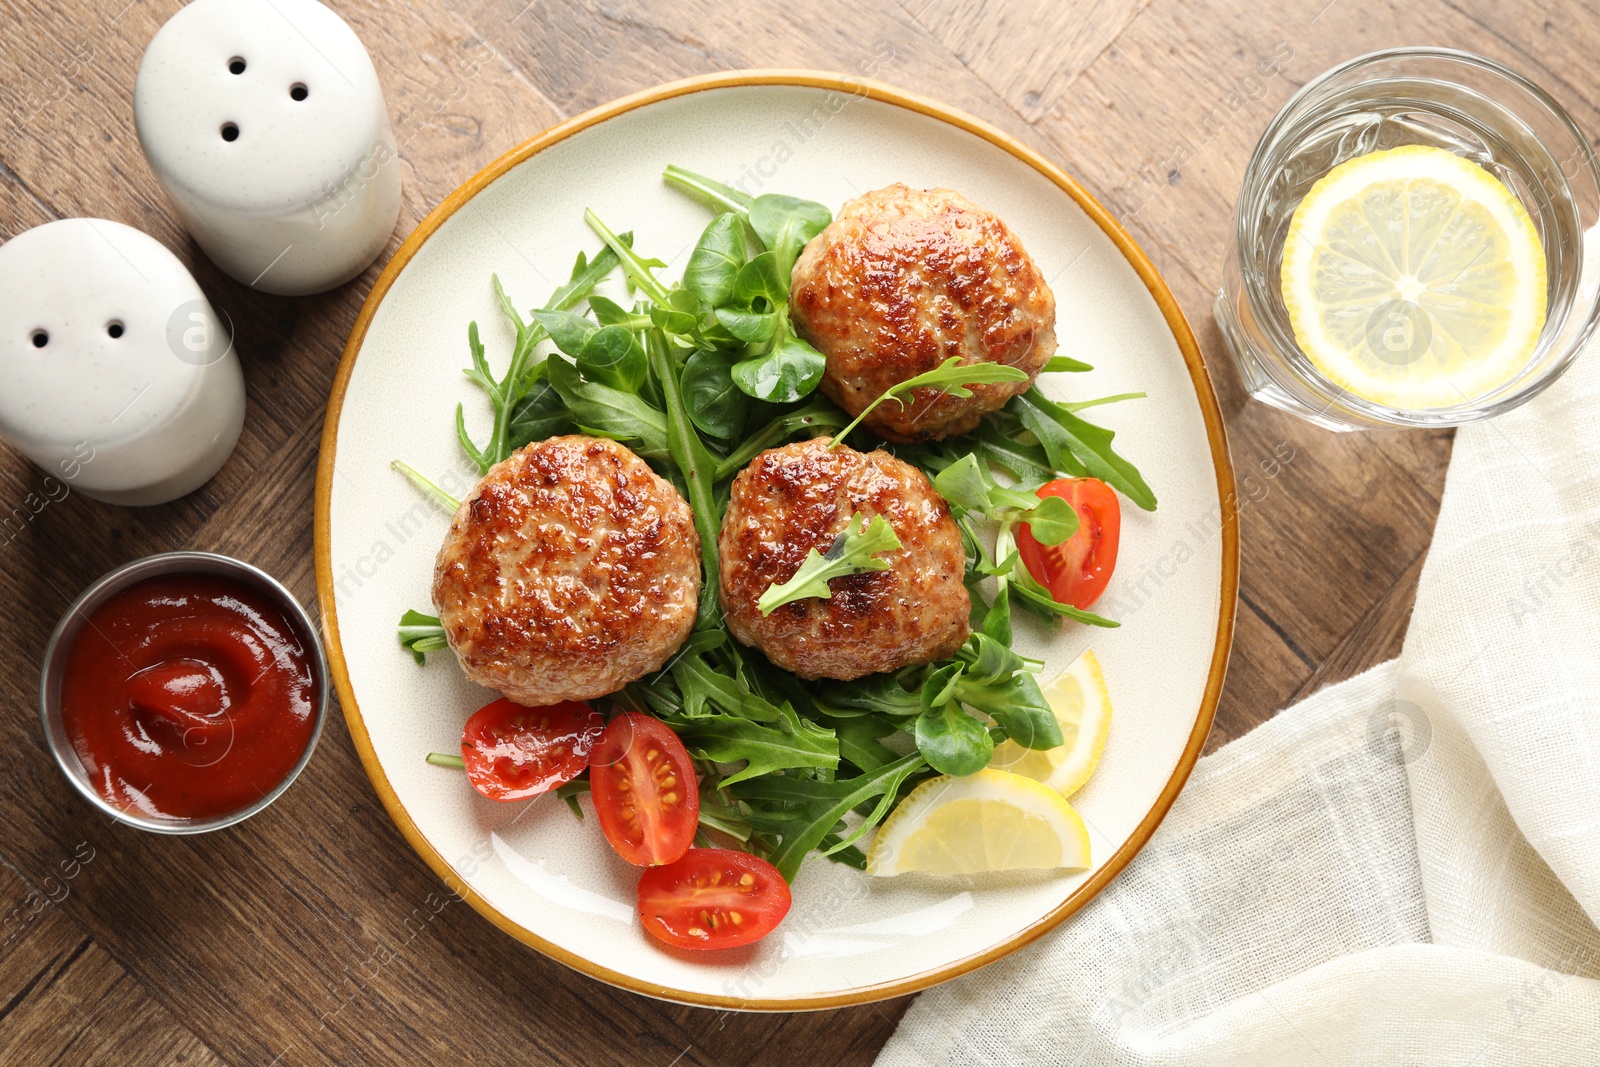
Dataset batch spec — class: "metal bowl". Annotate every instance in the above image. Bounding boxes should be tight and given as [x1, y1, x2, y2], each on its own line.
[38, 550, 329, 834]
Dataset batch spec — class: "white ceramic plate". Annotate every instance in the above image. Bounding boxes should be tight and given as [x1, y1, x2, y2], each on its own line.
[316, 72, 1237, 1010]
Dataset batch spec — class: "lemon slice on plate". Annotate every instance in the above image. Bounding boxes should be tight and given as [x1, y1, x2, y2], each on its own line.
[1280, 144, 1547, 410]
[988, 649, 1111, 797]
[865, 769, 1091, 876]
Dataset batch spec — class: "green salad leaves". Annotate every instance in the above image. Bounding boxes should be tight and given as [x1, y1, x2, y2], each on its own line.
[391, 166, 1156, 881]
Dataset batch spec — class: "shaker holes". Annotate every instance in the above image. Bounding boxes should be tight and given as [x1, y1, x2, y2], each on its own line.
[221, 122, 239, 142]
[228, 57, 246, 75]
[30, 330, 48, 348]
[290, 83, 308, 101]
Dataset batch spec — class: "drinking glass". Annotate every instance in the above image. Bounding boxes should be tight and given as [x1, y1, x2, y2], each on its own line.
[1216, 48, 1600, 430]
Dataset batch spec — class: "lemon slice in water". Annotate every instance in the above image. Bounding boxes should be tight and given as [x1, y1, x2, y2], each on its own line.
[1280, 144, 1547, 410]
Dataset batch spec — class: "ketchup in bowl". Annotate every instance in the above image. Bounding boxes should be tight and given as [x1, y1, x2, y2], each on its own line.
[58, 573, 319, 822]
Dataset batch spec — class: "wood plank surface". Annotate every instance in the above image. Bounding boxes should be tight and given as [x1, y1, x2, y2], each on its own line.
[2, 0, 1594, 1062]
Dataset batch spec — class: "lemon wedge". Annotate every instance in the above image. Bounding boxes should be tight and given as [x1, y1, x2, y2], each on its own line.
[988, 648, 1111, 798]
[1280, 144, 1546, 410]
[865, 769, 1091, 876]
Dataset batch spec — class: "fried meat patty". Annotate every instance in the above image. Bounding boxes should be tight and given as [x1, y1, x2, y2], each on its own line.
[718, 438, 969, 680]
[790, 184, 1056, 443]
[432, 435, 701, 706]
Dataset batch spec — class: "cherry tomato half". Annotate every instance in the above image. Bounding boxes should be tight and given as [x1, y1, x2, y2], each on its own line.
[589, 712, 700, 866]
[460, 698, 604, 802]
[1016, 477, 1121, 610]
[637, 848, 791, 950]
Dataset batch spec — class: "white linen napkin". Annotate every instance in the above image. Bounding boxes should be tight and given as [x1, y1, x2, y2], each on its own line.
[876, 245, 1600, 1065]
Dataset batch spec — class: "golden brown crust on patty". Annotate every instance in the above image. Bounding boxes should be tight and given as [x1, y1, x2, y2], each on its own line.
[790, 184, 1055, 443]
[718, 438, 970, 681]
[432, 435, 701, 705]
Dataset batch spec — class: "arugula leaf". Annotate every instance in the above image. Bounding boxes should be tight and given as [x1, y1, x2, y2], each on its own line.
[545, 355, 670, 459]
[1062, 392, 1148, 413]
[1009, 387, 1157, 511]
[546, 243, 630, 313]
[398, 609, 447, 665]
[695, 777, 754, 842]
[457, 250, 623, 474]
[390, 461, 461, 513]
[670, 653, 781, 723]
[675, 702, 839, 788]
[758, 513, 901, 616]
[832, 357, 1028, 447]
[645, 331, 725, 626]
[554, 778, 589, 820]
[1010, 579, 1119, 627]
[1045, 354, 1094, 372]
[732, 754, 926, 881]
[663, 164, 755, 217]
[814, 669, 924, 718]
[828, 715, 902, 772]
[973, 422, 1056, 484]
[584, 209, 672, 306]
[503, 366, 570, 450]
[714, 397, 848, 479]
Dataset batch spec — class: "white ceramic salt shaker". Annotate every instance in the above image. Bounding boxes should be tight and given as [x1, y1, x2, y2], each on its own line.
[0, 219, 245, 506]
[133, 0, 401, 296]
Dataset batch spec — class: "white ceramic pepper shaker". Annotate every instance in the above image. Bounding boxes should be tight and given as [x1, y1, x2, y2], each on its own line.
[0, 219, 245, 506]
[133, 0, 401, 296]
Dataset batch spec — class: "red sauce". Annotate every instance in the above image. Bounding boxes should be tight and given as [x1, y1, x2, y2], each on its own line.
[60, 573, 318, 822]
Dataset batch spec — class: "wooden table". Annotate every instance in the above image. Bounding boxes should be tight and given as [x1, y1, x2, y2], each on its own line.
[2, 0, 1591, 1062]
